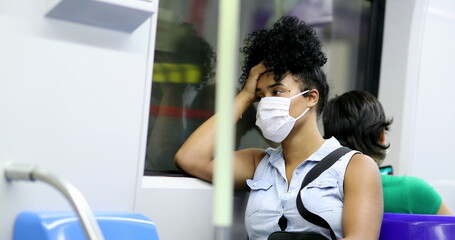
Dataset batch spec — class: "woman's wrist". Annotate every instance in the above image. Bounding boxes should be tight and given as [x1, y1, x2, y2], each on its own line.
[234, 91, 255, 119]
[237, 90, 255, 104]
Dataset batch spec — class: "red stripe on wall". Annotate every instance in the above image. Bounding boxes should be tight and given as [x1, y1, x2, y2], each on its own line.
[150, 105, 214, 120]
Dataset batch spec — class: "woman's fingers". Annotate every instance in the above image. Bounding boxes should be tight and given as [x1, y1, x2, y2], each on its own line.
[243, 63, 268, 98]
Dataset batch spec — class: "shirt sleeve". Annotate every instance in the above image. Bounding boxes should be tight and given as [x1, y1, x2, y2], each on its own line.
[406, 176, 442, 214]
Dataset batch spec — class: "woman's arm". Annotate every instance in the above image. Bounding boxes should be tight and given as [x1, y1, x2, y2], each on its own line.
[174, 63, 267, 190]
[437, 201, 454, 215]
[341, 154, 383, 240]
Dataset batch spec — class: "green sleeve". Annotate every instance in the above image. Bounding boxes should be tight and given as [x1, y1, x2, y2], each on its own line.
[405, 176, 442, 214]
[382, 175, 442, 214]
[382, 175, 410, 213]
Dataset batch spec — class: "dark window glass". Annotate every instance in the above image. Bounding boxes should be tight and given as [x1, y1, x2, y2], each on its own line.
[144, 0, 383, 175]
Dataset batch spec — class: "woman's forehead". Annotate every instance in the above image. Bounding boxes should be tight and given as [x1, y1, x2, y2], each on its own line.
[257, 72, 300, 89]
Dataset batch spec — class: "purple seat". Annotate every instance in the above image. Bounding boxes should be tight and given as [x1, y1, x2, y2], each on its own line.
[379, 213, 455, 240]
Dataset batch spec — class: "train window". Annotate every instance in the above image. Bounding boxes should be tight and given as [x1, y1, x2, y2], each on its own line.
[144, 0, 385, 176]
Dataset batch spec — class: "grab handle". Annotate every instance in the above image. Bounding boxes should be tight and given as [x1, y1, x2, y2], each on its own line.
[4, 163, 105, 240]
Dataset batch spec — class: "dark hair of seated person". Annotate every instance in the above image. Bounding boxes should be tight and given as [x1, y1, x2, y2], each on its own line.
[322, 90, 393, 165]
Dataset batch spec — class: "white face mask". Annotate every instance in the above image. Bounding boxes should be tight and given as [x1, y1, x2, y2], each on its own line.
[255, 90, 310, 143]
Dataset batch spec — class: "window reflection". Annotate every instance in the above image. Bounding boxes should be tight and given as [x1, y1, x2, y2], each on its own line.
[144, 1, 378, 239]
[145, 7, 216, 172]
[145, 0, 376, 173]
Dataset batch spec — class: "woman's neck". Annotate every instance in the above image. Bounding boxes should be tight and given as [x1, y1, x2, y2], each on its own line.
[281, 118, 325, 165]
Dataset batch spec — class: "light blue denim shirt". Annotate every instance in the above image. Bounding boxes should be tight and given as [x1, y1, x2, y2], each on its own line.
[245, 137, 358, 240]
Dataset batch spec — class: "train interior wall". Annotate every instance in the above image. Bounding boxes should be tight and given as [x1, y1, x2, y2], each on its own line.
[1, 0, 455, 239]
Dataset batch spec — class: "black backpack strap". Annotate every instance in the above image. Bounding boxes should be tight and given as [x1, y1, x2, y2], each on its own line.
[296, 146, 352, 240]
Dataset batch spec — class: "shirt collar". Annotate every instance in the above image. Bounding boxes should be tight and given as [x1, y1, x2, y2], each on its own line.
[306, 137, 342, 162]
[266, 145, 282, 164]
[266, 137, 342, 165]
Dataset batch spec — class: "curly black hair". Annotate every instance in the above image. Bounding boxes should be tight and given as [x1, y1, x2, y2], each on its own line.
[322, 90, 393, 165]
[240, 16, 329, 115]
[175, 23, 216, 90]
[154, 22, 216, 91]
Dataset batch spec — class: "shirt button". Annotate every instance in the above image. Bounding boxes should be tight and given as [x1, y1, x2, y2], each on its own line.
[295, 170, 300, 174]
[253, 183, 257, 187]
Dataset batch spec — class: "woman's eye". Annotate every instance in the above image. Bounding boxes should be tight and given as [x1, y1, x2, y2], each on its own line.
[272, 90, 283, 95]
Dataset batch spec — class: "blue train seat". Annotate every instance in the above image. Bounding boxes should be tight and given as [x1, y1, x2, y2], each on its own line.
[13, 211, 159, 240]
[379, 213, 455, 240]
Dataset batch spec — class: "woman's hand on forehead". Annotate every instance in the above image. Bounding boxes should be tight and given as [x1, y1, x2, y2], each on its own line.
[241, 63, 269, 100]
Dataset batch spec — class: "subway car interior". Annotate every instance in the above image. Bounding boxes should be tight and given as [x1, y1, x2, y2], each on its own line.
[1, 0, 455, 239]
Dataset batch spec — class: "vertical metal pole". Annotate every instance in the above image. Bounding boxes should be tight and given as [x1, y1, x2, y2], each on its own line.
[214, 0, 239, 239]
[273, 0, 284, 22]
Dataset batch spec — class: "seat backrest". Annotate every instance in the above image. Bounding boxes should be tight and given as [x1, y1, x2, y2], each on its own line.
[379, 213, 455, 240]
[13, 211, 159, 240]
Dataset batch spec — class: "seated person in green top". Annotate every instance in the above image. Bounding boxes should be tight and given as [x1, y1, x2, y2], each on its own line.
[323, 90, 453, 215]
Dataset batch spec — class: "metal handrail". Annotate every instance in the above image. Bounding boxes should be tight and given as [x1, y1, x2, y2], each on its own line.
[4, 163, 105, 240]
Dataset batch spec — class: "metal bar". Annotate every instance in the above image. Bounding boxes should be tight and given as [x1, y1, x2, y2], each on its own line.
[4, 163, 105, 240]
[213, 0, 240, 239]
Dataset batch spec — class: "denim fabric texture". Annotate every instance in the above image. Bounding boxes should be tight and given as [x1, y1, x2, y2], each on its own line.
[245, 137, 358, 240]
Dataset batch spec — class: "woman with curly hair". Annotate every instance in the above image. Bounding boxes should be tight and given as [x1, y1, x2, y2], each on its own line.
[175, 16, 383, 239]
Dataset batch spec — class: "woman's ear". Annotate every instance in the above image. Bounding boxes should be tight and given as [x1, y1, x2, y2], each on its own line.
[307, 89, 319, 108]
[379, 129, 386, 144]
